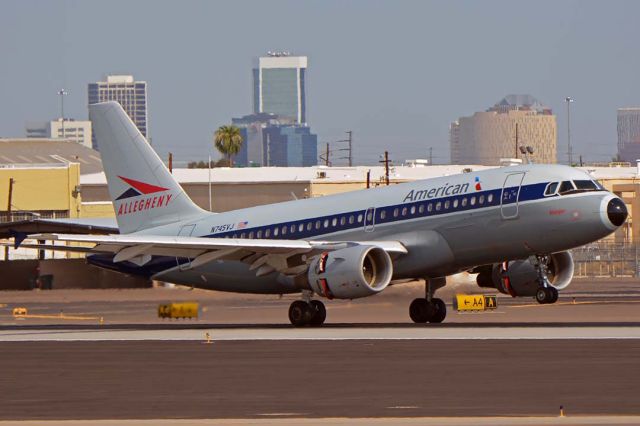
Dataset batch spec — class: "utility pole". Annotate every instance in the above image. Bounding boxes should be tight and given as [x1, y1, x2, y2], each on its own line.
[324, 143, 330, 166]
[57, 89, 68, 140]
[208, 154, 212, 211]
[335, 131, 353, 166]
[515, 122, 519, 159]
[565, 97, 574, 166]
[366, 169, 371, 189]
[429, 147, 433, 165]
[347, 131, 352, 167]
[379, 151, 390, 186]
[5, 178, 14, 260]
[168, 153, 173, 173]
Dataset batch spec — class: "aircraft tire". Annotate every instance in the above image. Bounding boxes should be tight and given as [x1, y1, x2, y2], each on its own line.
[409, 298, 434, 323]
[309, 300, 327, 326]
[535, 288, 549, 304]
[548, 287, 559, 304]
[429, 298, 447, 323]
[289, 301, 312, 327]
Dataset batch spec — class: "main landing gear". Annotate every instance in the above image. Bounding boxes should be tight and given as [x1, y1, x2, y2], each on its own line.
[533, 255, 559, 305]
[288, 291, 326, 327]
[410, 278, 447, 323]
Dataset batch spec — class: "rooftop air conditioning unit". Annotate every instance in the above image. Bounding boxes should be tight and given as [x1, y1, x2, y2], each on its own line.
[317, 171, 327, 179]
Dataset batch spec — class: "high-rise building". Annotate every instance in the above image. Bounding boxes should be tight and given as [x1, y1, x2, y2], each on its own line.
[617, 108, 640, 162]
[88, 75, 148, 149]
[450, 95, 557, 165]
[26, 119, 92, 148]
[232, 113, 317, 167]
[253, 52, 307, 124]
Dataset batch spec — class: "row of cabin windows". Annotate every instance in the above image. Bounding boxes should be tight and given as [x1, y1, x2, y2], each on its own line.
[221, 192, 495, 240]
[225, 213, 367, 239]
[379, 193, 495, 220]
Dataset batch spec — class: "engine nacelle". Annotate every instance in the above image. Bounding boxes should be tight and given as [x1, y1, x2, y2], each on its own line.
[308, 245, 393, 299]
[476, 251, 575, 297]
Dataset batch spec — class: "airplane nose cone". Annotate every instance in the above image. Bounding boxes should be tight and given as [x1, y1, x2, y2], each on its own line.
[607, 198, 628, 227]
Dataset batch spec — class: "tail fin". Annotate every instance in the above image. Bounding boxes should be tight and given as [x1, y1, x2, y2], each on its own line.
[90, 101, 205, 234]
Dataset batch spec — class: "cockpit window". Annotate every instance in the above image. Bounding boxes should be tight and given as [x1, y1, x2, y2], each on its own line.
[558, 181, 575, 195]
[544, 182, 559, 196]
[573, 180, 599, 191]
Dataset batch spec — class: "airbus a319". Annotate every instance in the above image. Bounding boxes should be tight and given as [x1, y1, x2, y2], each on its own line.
[15, 102, 628, 326]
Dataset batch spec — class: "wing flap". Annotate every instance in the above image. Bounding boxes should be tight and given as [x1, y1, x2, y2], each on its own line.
[15, 233, 408, 275]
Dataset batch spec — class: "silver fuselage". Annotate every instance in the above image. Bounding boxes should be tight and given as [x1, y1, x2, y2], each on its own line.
[95, 164, 620, 294]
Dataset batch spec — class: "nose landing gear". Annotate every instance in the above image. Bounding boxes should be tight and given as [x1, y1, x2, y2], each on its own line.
[533, 255, 559, 304]
[409, 278, 447, 323]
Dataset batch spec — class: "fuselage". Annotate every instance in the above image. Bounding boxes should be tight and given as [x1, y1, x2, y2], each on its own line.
[89, 164, 624, 294]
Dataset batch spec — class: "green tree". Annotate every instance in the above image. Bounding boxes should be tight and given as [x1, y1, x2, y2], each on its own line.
[214, 125, 243, 167]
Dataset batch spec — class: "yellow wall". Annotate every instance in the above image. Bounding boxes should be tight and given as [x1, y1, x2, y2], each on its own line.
[79, 202, 115, 218]
[0, 164, 80, 217]
[0, 163, 112, 219]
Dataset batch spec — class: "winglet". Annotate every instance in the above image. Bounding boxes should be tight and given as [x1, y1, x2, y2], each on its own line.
[9, 230, 28, 249]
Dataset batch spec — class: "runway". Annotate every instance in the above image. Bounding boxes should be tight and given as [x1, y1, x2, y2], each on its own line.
[2, 339, 640, 421]
[3, 280, 640, 423]
[3, 324, 640, 341]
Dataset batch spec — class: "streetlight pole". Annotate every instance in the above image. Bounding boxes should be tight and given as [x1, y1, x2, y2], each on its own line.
[565, 96, 574, 166]
[58, 89, 68, 140]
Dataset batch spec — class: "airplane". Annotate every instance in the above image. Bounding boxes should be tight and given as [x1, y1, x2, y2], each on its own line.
[12, 101, 628, 326]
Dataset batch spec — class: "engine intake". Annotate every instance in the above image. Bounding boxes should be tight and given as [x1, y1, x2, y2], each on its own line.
[308, 245, 393, 299]
[476, 251, 574, 297]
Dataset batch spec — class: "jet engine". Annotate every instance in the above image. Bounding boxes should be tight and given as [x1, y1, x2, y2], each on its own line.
[307, 245, 393, 299]
[475, 251, 574, 297]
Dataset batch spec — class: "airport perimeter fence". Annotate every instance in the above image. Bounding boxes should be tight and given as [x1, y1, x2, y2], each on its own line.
[572, 241, 640, 278]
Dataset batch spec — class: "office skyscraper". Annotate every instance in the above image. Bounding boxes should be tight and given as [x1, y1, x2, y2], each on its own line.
[253, 52, 307, 124]
[88, 75, 148, 149]
[617, 108, 640, 162]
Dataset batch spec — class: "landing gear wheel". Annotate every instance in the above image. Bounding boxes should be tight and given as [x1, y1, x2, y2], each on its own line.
[289, 300, 313, 327]
[409, 298, 434, 323]
[429, 298, 447, 323]
[309, 300, 327, 326]
[535, 288, 549, 304]
[535, 287, 559, 304]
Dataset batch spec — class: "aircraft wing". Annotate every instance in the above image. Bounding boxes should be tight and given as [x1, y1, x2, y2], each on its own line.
[17, 233, 408, 276]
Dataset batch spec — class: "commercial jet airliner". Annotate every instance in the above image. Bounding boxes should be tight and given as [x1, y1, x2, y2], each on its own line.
[14, 102, 628, 326]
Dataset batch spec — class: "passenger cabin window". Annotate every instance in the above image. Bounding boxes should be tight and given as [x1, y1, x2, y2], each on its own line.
[380, 210, 387, 220]
[558, 181, 576, 195]
[545, 182, 559, 196]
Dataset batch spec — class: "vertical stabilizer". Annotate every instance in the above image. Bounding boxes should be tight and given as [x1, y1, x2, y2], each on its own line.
[90, 101, 205, 234]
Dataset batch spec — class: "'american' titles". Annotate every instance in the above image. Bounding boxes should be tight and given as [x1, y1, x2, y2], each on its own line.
[403, 182, 469, 203]
[117, 193, 173, 216]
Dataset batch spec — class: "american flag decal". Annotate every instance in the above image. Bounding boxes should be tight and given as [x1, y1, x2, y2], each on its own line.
[237, 221, 248, 229]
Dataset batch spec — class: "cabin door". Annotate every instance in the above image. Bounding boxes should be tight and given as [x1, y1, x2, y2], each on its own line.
[500, 173, 525, 220]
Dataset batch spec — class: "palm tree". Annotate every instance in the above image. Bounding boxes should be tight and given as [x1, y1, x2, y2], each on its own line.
[214, 125, 243, 167]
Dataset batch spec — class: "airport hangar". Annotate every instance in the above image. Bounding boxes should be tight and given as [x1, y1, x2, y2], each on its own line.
[0, 138, 637, 289]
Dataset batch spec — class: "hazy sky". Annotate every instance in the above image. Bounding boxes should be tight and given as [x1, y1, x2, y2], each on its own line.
[2, 0, 639, 165]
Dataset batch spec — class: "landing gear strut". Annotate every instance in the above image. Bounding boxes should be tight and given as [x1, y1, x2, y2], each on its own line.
[533, 255, 559, 305]
[288, 292, 326, 327]
[409, 278, 447, 323]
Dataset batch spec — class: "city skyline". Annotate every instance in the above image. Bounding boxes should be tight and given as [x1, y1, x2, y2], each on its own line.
[2, 1, 640, 165]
